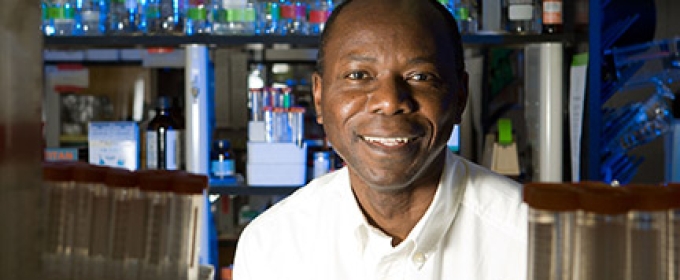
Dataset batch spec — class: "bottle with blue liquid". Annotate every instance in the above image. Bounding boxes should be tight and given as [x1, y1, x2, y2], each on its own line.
[108, 0, 140, 34]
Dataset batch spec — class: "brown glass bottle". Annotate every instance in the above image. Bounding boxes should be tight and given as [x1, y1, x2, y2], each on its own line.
[146, 96, 182, 170]
[542, 0, 563, 34]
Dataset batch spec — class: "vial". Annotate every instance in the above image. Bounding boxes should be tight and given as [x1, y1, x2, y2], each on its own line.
[211, 139, 235, 179]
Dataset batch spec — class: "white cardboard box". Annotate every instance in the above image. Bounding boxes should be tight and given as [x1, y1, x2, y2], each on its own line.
[88, 122, 139, 170]
[247, 142, 307, 186]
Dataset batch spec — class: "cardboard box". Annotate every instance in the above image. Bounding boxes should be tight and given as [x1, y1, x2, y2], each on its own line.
[247, 142, 307, 186]
[88, 122, 139, 170]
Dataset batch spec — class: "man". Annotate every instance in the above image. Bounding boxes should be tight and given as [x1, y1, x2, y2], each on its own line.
[233, 0, 527, 279]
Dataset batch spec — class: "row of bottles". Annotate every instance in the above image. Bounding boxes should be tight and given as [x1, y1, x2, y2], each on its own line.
[43, 0, 565, 37]
[42, 162, 207, 280]
[524, 182, 680, 280]
[42, 0, 341, 36]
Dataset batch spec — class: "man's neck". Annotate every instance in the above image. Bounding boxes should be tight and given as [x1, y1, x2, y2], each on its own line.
[351, 174, 440, 247]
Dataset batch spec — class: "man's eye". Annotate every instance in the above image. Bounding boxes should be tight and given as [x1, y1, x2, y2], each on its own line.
[409, 73, 432, 81]
[346, 71, 371, 80]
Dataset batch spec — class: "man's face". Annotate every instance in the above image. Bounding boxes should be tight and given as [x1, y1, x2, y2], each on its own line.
[312, 1, 467, 191]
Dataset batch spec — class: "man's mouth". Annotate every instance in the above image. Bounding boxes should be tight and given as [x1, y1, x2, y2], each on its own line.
[361, 136, 415, 147]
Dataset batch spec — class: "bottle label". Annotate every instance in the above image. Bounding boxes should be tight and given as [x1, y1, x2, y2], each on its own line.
[211, 159, 235, 177]
[146, 6, 161, 19]
[244, 7, 256, 22]
[281, 4, 305, 19]
[187, 7, 207, 20]
[542, 1, 562, 24]
[81, 11, 100, 21]
[265, 3, 280, 21]
[309, 10, 331, 24]
[49, 7, 75, 20]
[454, 7, 469, 21]
[225, 8, 243, 22]
[508, 4, 534, 21]
[146, 130, 180, 170]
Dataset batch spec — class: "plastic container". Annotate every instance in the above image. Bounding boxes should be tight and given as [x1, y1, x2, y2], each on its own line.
[453, 0, 478, 34]
[138, 170, 177, 280]
[108, 0, 140, 34]
[574, 184, 633, 280]
[170, 173, 208, 280]
[307, 0, 333, 35]
[523, 183, 578, 280]
[212, 0, 257, 35]
[78, 0, 106, 35]
[71, 164, 108, 280]
[312, 151, 331, 179]
[106, 168, 142, 280]
[49, 0, 77, 35]
[143, 0, 182, 34]
[279, 0, 308, 35]
[624, 185, 677, 280]
[503, 0, 539, 34]
[185, 0, 210, 35]
[42, 162, 76, 280]
[256, 0, 281, 34]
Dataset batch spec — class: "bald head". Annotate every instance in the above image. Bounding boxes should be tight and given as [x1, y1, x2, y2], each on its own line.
[315, 0, 465, 77]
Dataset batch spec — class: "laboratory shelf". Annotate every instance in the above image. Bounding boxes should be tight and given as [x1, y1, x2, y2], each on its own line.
[43, 33, 575, 48]
[209, 179, 301, 196]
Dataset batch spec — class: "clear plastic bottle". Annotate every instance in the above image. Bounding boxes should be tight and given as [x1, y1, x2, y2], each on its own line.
[78, 0, 106, 35]
[279, 0, 308, 35]
[574, 184, 632, 280]
[523, 183, 578, 280]
[50, 0, 77, 35]
[43, 1, 55, 35]
[71, 164, 108, 280]
[184, 0, 211, 34]
[170, 173, 208, 280]
[105, 168, 139, 280]
[212, 0, 257, 35]
[138, 170, 176, 280]
[42, 162, 76, 280]
[257, 0, 281, 34]
[143, 0, 182, 34]
[108, 0, 140, 34]
[624, 185, 675, 280]
[307, 0, 333, 35]
[453, 0, 478, 34]
[503, 0, 539, 34]
[146, 96, 182, 170]
[313, 151, 331, 179]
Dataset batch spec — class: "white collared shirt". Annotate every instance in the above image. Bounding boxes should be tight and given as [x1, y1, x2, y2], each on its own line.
[234, 150, 528, 280]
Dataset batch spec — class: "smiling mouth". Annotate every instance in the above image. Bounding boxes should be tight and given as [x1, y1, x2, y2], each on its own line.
[361, 136, 416, 147]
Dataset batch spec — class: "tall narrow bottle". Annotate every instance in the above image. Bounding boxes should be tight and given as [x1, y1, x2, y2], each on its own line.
[146, 96, 182, 170]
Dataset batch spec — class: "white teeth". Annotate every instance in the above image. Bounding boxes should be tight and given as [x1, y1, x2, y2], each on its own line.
[363, 136, 411, 146]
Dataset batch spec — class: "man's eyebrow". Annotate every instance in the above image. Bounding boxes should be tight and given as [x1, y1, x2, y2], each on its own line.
[340, 54, 377, 63]
[406, 55, 438, 66]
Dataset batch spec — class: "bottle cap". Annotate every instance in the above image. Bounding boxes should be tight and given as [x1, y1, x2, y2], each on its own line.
[578, 183, 633, 214]
[105, 167, 139, 188]
[138, 170, 176, 193]
[624, 184, 679, 211]
[73, 164, 109, 184]
[523, 183, 579, 211]
[214, 139, 231, 150]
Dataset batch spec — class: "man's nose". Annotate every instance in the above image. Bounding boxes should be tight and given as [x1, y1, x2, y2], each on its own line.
[367, 76, 416, 115]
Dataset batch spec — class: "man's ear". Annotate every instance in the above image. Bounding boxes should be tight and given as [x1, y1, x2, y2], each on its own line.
[312, 72, 324, 124]
[454, 71, 469, 124]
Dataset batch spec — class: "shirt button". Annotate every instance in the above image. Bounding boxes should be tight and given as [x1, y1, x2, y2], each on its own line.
[412, 252, 426, 264]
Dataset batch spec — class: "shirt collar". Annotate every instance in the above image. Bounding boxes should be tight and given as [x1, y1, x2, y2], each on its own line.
[337, 150, 469, 262]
